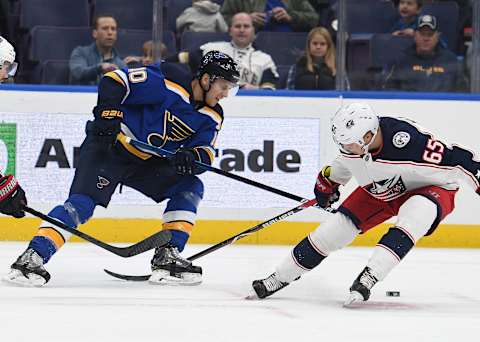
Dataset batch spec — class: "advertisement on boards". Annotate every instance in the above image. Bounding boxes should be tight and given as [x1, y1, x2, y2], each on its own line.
[0, 113, 326, 208]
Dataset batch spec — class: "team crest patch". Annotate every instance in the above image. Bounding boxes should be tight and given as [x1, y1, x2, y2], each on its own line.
[392, 131, 410, 148]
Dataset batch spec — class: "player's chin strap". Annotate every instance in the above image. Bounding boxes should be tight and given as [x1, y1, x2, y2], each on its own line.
[362, 128, 378, 162]
[199, 74, 216, 102]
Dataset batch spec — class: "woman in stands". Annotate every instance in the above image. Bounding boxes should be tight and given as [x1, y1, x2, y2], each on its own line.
[286, 26, 336, 90]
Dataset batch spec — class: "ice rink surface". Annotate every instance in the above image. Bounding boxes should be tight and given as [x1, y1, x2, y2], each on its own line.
[1, 242, 479, 342]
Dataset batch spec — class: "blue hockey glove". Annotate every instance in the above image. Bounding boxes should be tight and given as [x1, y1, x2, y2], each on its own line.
[87, 105, 123, 150]
[314, 166, 340, 208]
[173, 148, 198, 175]
[0, 174, 27, 218]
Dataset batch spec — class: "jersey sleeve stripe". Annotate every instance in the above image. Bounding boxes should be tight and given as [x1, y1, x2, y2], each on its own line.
[105, 70, 131, 103]
[198, 107, 222, 130]
[117, 133, 152, 160]
[164, 79, 190, 104]
[194, 146, 215, 164]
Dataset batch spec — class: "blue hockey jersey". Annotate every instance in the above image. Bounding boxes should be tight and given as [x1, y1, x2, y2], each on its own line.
[103, 62, 223, 165]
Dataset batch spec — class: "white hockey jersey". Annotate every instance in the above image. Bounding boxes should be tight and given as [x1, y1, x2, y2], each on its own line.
[199, 41, 279, 88]
[329, 117, 480, 201]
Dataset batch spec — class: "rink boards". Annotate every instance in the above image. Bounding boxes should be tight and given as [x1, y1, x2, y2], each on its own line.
[1, 86, 480, 247]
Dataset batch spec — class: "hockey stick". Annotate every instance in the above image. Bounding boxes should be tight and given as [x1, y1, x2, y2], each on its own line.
[104, 198, 317, 281]
[126, 138, 334, 208]
[24, 206, 171, 258]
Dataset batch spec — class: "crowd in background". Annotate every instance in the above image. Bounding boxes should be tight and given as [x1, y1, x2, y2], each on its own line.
[0, 0, 474, 92]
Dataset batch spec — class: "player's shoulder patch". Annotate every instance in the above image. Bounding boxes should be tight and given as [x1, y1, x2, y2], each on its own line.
[392, 131, 411, 148]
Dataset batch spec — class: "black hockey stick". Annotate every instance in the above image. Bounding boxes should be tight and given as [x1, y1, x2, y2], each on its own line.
[104, 198, 317, 281]
[126, 138, 332, 207]
[24, 206, 171, 258]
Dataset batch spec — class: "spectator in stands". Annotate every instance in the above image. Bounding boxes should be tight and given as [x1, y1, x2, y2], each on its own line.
[391, 0, 422, 37]
[221, 0, 318, 32]
[69, 15, 126, 85]
[124, 40, 168, 68]
[169, 12, 279, 89]
[384, 14, 467, 92]
[177, 0, 228, 34]
[286, 26, 335, 90]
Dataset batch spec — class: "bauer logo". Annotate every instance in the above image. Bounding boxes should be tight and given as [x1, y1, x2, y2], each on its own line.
[0, 123, 16, 175]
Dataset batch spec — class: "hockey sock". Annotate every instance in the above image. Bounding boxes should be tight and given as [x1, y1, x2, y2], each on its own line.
[29, 194, 95, 263]
[276, 236, 327, 283]
[162, 221, 193, 252]
[367, 226, 415, 281]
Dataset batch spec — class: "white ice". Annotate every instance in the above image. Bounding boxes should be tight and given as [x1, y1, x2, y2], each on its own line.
[1, 242, 479, 342]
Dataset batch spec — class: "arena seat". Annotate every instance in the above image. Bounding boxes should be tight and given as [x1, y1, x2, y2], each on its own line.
[369, 33, 413, 69]
[19, 0, 90, 29]
[255, 31, 307, 65]
[116, 29, 176, 58]
[94, 0, 155, 30]
[40, 60, 70, 85]
[345, 0, 396, 33]
[30, 26, 91, 61]
[180, 31, 230, 51]
[276, 65, 291, 89]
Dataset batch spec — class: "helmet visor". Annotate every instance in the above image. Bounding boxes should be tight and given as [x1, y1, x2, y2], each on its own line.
[1, 61, 17, 77]
[212, 76, 239, 97]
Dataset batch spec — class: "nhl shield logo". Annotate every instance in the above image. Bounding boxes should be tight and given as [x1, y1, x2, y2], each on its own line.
[392, 131, 410, 148]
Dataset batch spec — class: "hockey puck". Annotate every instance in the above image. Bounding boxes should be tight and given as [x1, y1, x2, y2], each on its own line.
[386, 291, 400, 297]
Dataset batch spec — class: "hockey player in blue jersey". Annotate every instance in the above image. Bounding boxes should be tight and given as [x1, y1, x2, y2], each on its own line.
[251, 102, 480, 306]
[4, 50, 240, 287]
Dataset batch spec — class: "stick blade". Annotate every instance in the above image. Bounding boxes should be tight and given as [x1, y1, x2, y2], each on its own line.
[104, 269, 150, 281]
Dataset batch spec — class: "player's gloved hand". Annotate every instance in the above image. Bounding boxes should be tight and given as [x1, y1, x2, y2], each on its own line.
[0, 174, 27, 218]
[173, 148, 198, 175]
[314, 165, 340, 208]
[87, 105, 123, 150]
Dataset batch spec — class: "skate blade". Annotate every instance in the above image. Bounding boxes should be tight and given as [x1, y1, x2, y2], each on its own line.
[149, 271, 202, 286]
[244, 290, 260, 300]
[2, 270, 46, 288]
[343, 291, 364, 307]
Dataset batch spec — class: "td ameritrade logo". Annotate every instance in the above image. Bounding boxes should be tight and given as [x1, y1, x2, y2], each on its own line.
[0, 123, 16, 175]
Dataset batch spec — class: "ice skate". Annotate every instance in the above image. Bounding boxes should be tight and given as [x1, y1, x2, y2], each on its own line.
[149, 245, 202, 285]
[344, 267, 378, 307]
[3, 248, 50, 287]
[250, 272, 290, 299]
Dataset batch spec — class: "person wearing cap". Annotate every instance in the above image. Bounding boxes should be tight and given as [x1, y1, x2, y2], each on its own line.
[384, 14, 467, 92]
[0, 36, 28, 219]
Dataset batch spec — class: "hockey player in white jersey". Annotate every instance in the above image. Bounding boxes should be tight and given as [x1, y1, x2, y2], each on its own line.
[251, 102, 480, 306]
[0, 36, 18, 83]
[0, 36, 27, 219]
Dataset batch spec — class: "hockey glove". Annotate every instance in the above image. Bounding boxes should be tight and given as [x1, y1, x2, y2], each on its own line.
[0, 175, 27, 218]
[314, 166, 340, 209]
[87, 105, 123, 150]
[172, 148, 198, 175]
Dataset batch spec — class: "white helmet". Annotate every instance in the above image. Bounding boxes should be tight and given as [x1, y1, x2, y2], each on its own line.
[331, 102, 379, 153]
[0, 36, 17, 77]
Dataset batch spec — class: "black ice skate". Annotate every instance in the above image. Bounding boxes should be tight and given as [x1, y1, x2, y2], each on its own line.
[251, 272, 290, 299]
[3, 248, 51, 287]
[149, 245, 202, 285]
[344, 267, 378, 306]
